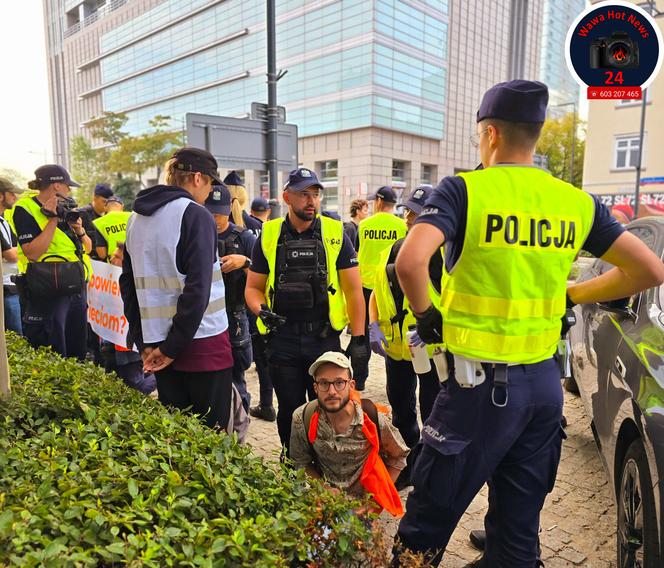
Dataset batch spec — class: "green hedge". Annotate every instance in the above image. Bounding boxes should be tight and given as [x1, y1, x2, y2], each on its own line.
[0, 334, 385, 567]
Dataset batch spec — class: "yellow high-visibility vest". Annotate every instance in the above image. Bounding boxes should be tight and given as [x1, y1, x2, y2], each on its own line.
[11, 196, 92, 279]
[373, 241, 444, 360]
[441, 166, 595, 364]
[92, 211, 132, 260]
[257, 215, 349, 335]
[358, 212, 407, 289]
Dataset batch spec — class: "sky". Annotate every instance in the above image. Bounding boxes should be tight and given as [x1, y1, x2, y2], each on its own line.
[0, 0, 52, 179]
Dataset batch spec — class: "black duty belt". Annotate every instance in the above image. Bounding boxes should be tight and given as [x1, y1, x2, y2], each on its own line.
[281, 320, 329, 335]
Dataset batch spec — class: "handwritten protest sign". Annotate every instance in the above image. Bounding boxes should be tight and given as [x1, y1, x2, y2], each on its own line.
[87, 260, 130, 349]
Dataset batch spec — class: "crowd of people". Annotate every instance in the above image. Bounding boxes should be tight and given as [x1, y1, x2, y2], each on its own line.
[3, 80, 664, 567]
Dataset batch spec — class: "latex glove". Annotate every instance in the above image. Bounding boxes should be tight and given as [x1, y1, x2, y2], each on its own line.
[259, 304, 287, 332]
[369, 322, 388, 357]
[414, 305, 443, 345]
[408, 329, 425, 347]
[345, 335, 369, 378]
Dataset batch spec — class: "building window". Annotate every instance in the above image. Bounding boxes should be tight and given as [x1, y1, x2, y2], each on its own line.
[421, 164, 436, 185]
[318, 160, 338, 181]
[392, 160, 406, 182]
[614, 136, 642, 170]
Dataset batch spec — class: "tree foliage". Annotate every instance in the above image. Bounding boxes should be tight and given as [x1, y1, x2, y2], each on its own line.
[105, 115, 183, 187]
[69, 136, 112, 204]
[536, 112, 585, 188]
[68, 113, 184, 204]
[0, 167, 28, 190]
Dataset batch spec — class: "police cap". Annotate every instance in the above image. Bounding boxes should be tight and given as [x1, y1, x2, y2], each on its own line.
[223, 170, 244, 187]
[367, 186, 397, 203]
[477, 80, 549, 124]
[397, 184, 433, 215]
[171, 147, 223, 185]
[205, 183, 231, 216]
[94, 183, 114, 198]
[30, 164, 81, 188]
[250, 197, 270, 212]
[283, 168, 324, 192]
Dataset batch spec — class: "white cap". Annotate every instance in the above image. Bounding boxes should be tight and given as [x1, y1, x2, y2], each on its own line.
[308, 351, 353, 378]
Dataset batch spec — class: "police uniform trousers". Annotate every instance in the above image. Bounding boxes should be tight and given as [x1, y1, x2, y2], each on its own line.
[229, 310, 253, 413]
[385, 357, 440, 448]
[354, 286, 374, 390]
[23, 290, 87, 360]
[395, 357, 564, 567]
[248, 311, 273, 408]
[266, 327, 341, 450]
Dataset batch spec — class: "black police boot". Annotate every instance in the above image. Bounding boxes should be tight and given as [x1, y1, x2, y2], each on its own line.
[249, 403, 277, 422]
[469, 529, 486, 551]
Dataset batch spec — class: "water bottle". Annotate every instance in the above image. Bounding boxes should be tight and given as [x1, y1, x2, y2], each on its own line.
[432, 347, 449, 382]
[407, 325, 431, 374]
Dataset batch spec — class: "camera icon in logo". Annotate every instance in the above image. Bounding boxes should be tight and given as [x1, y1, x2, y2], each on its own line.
[590, 32, 639, 69]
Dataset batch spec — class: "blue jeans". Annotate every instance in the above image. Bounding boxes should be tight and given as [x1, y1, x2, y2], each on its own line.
[3, 290, 22, 335]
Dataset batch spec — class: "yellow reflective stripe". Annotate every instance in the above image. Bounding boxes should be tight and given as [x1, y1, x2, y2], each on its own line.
[140, 296, 226, 320]
[135, 271, 222, 291]
[441, 290, 564, 320]
[445, 324, 559, 362]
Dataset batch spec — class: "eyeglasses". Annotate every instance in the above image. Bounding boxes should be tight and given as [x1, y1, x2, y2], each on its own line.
[470, 128, 489, 148]
[315, 378, 350, 392]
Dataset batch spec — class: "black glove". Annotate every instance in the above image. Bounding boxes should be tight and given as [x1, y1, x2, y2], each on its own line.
[560, 308, 577, 337]
[414, 305, 443, 344]
[345, 335, 369, 378]
[258, 304, 287, 332]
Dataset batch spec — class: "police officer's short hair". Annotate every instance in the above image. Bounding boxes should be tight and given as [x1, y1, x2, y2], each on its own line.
[479, 118, 543, 149]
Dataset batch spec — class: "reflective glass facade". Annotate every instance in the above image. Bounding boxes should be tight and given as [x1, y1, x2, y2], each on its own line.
[95, 0, 448, 139]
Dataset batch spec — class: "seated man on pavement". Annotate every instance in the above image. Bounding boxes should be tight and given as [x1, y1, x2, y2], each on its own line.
[290, 351, 409, 517]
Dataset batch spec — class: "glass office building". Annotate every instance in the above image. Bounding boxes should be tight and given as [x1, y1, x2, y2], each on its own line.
[44, 0, 560, 213]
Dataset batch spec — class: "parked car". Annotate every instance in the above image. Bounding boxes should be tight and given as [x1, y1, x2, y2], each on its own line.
[569, 217, 664, 568]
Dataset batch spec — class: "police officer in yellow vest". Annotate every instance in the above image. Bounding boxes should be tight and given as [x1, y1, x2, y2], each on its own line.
[368, 184, 442, 451]
[356, 186, 407, 390]
[245, 167, 368, 453]
[392, 81, 664, 568]
[11, 165, 93, 360]
[92, 196, 131, 261]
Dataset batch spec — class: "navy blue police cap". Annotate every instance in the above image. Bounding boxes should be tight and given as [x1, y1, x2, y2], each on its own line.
[250, 197, 270, 212]
[94, 183, 114, 198]
[172, 147, 223, 185]
[204, 184, 231, 215]
[477, 80, 549, 123]
[397, 184, 433, 215]
[106, 195, 124, 205]
[223, 170, 244, 186]
[283, 168, 324, 192]
[31, 164, 81, 188]
[367, 186, 397, 203]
